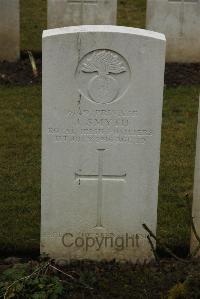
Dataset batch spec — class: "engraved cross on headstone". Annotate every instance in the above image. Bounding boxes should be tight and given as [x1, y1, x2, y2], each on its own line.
[75, 149, 126, 228]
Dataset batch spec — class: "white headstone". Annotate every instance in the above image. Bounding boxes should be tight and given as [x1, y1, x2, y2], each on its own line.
[0, 0, 20, 62]
[146, 0, 200, 62]
[47, 0, 117, 28]
[191, 96, 200, 254]
[41, 25, 166, 262]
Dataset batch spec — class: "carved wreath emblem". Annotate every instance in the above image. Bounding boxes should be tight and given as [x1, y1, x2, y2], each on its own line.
[76, 50, 130, 104]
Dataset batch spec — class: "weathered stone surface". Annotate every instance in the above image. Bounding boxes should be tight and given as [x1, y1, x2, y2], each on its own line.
[47, 0, 117, 28]
[146, 0, 200, 62]
[41, 25, 166, 262]
[191, 96, 200, 255]
[0, 0, 20, 62]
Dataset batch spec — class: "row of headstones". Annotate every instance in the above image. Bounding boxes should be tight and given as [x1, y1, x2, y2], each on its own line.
[41, 25, 200, 262]
[1, 0, 200, 62]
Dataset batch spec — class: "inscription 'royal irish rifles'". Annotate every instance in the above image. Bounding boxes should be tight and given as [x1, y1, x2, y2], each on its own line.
[76, 49, 131, 104]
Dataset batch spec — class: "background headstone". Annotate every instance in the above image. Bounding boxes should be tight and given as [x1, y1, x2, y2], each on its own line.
[0, 0, 20, 62]
[191, 96, 200, 255]
[146, 0, 200, 62]
[41, 25, 166, 262]
[47, 0, 117, 28]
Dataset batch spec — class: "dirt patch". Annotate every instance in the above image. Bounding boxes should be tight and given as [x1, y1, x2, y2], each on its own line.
[165, 63, 200, 87]
[0, 55, 41, 86]
[0, 53, 200, 86]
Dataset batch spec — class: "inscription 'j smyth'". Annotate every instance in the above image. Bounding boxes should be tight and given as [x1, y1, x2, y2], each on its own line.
[86, 118, 129, 126]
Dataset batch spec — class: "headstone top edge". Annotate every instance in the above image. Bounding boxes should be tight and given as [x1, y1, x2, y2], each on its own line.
[42, 25, 166, 42]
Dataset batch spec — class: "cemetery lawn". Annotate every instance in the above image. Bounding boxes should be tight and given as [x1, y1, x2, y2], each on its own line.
[0, 85, 41, 256]
[0, 84, 199, 256]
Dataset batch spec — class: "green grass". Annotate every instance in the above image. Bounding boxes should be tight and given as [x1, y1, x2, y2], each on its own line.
[158, 86, 200, 252]
[20, 0, 146, 52]
[0, 86, 41, 255]
[118, 0, 146, 28]
[0, 85, 199, 254]
[21, 0, 47, 52]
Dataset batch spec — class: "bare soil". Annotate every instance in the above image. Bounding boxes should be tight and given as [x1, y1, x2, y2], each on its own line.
[0, 53, 200, 86]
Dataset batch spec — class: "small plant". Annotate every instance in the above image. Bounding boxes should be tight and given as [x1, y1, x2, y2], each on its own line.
[168, 283, 187, 299]
[184, 271, 200, 298]
[168, 270, 200, 299]
[0, 259, 94, 299]
[0, 262, 64, 299]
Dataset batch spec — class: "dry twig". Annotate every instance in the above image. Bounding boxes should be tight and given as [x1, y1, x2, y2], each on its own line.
[143, 223, 189, 263]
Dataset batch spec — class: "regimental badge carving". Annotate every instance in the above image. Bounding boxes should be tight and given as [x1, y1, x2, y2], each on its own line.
[76, 49, 131, 104]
